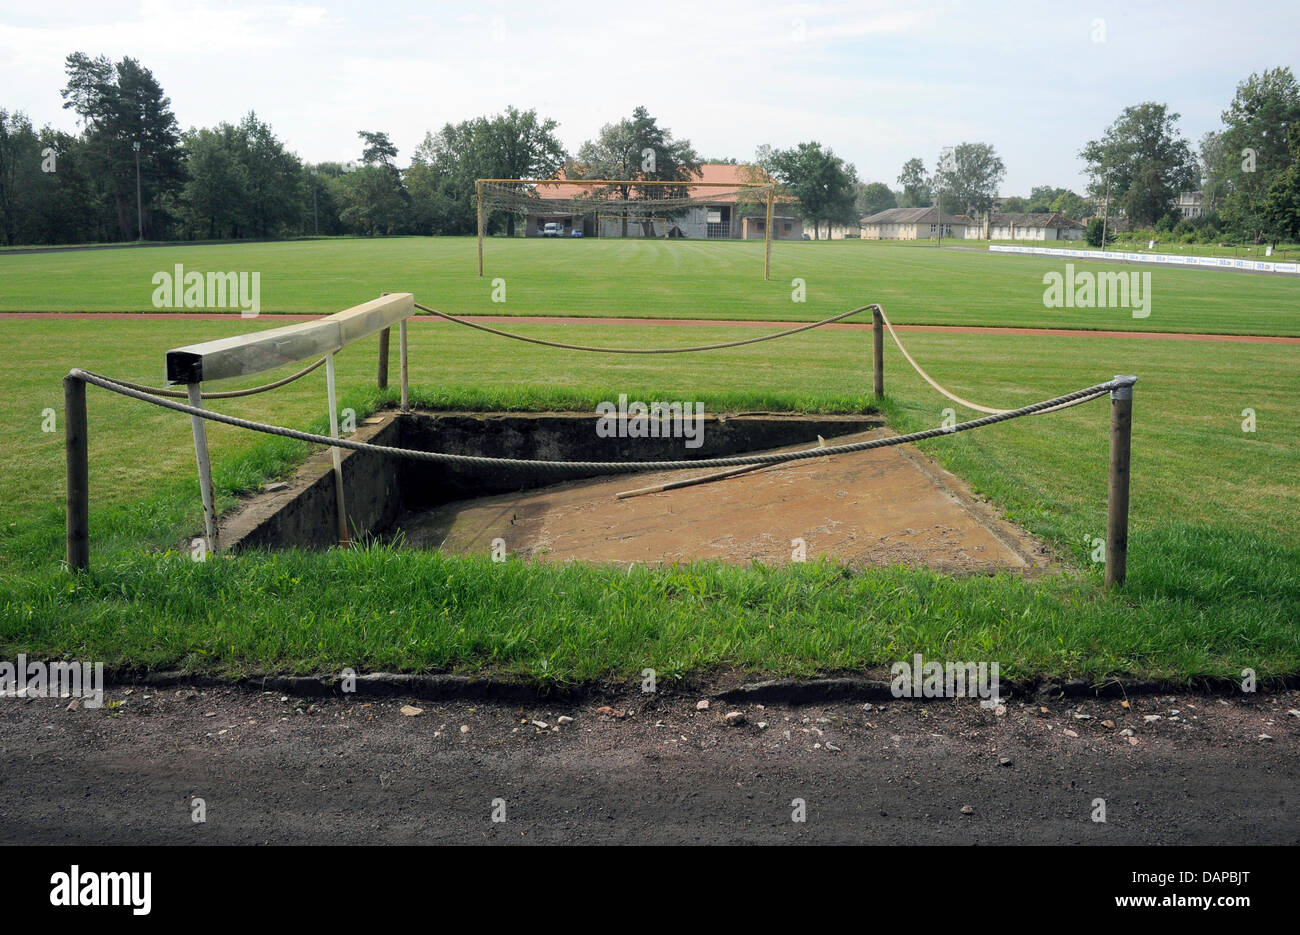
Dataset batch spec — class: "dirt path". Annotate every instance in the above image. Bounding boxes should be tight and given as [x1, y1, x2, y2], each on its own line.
[1, 684, 1294, 845]
[2, 311, 1297, 344]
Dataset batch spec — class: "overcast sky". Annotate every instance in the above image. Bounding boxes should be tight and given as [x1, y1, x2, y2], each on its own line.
[3, 0, 1297, 194]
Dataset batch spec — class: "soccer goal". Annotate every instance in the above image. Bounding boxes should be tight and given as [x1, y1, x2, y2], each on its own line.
[475, 176, 779, 279]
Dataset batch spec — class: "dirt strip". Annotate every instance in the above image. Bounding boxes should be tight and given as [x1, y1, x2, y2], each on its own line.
[2, 312, 1297, 344]
[1, 685, 1294, 844]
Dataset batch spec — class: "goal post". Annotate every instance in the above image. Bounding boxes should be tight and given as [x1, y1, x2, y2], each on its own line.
[476, 177, 778, 280]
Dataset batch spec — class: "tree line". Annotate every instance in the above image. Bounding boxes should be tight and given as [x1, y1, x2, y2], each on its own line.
[879, 66, 1300, 247]
[1, 54, 1296, 247]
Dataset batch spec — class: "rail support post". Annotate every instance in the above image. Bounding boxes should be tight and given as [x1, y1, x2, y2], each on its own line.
[377, 327, 390, 389]
[64, 374, 90, 572]
[186, 383, 221, 556]
[1105, 375, 1137, 588]
[872, 307, 885, 399]
[399, 319, 409, 412]
[325, 352, 350, 546]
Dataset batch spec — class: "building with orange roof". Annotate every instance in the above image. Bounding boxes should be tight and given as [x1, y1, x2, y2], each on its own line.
[520, 163, 804, 240]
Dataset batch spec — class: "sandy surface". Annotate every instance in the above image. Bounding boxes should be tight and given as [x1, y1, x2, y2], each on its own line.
[396, 430, 1048, 572]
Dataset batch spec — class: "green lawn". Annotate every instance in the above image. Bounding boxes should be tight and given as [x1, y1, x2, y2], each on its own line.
[0, 238, 1296, 685]
[2, 236, 1298, 335]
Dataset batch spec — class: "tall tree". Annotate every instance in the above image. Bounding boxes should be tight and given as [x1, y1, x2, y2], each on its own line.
[1080, 102, 1198, 227]
[761, 141, 859, 239]
[340, 130, 409, 235]
[408, 107, 567, 235]
[1216, 67, 1300, 241]
[932, 142, 1005, 217]
[1198, 131, 1227, 214]
[856, 181, 896, 217]
[61, 53, 184, 239]
[575, 106, 700, 236]
[897, 157, 931, 207]
[1261, 124, 1300, 244]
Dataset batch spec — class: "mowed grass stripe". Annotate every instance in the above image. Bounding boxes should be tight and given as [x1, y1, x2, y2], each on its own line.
[1, 236, 1298, 335]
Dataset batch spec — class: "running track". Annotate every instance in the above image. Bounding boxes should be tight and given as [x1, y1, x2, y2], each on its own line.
[0, 312, 1297, 345]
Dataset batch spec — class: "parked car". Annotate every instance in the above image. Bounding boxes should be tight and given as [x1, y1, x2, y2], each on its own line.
[542, 222, 562, 237]
[571, 230, 583, 238]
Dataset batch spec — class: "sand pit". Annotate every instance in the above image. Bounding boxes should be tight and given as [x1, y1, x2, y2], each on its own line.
[394, 429, 1049, 572]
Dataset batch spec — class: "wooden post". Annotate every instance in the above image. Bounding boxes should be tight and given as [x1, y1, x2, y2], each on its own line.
[476, 180, 485, 277]
[377, 327, 390, 389]
[325, 352, 350, 546]
[399, 318, 409, 412]
[872, 307, 885, 398]
[186, 383, 220, 555]
[764, 189, 774, 281]
[1105, 375, 1136, 588]
[64, 375, 90, 572]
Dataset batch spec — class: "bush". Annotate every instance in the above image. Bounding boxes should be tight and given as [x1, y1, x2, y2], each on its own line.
[1085, 218, 1115, 247]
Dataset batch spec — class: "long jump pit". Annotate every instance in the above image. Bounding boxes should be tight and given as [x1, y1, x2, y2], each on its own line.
[221, 411, 1051, 574]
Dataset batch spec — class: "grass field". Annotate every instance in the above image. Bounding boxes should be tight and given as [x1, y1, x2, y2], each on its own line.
[0, 237, 1296, 686]
[1, 236, 1299, 335]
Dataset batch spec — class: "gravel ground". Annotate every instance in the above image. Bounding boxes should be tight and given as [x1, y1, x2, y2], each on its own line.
[1, 684, 1295, 845]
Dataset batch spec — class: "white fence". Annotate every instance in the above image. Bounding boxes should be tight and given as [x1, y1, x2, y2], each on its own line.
[989, 244, 1299, 275]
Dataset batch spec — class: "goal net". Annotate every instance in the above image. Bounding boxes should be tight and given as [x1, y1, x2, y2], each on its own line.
[597, 215, 669, 238]
[477, 176, 777, 241]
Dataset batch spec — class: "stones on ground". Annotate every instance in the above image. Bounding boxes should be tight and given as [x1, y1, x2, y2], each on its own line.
[1143, 715, 1161, 724]
[596, 705, 626, 719]
[994, 704, 1006, 717]
[262, 481, 289, 492]
[1062, 729, 1079, 738]
[1287, 709, 1300, 718]
[825, 742, 841, 752]
[1073, 712, 1092, 720]
[1037, 706, 1050, 717]
[556, 715, 574, 724]
[399, 705, 423, 717]
[1127, 736, 1140, 746]
[757, 721, 768, 730]
[723, 711, 745, 727]
[960, 805, 975, 815]
[459, 725, 469, 734]
[1258, 734, 1274, 742]
[998, 755, 1013, 767]
[1120, 728, 1135, 737]
[531, 720, 549, 729]
[696, 700, 709, 710]
[1101, 719, 1116, 730]
[66, 700, 79, 711]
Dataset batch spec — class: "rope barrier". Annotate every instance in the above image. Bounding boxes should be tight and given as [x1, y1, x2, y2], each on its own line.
[413, 302, 870, 353]
[104, 356, 327, 400]
[68, 367, 1121, 476]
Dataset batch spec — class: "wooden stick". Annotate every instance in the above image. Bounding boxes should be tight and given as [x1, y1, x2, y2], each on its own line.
[615, 463, 765, 500]
[1105, 376, 1136, 588]
[615, 437, 829, 500]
